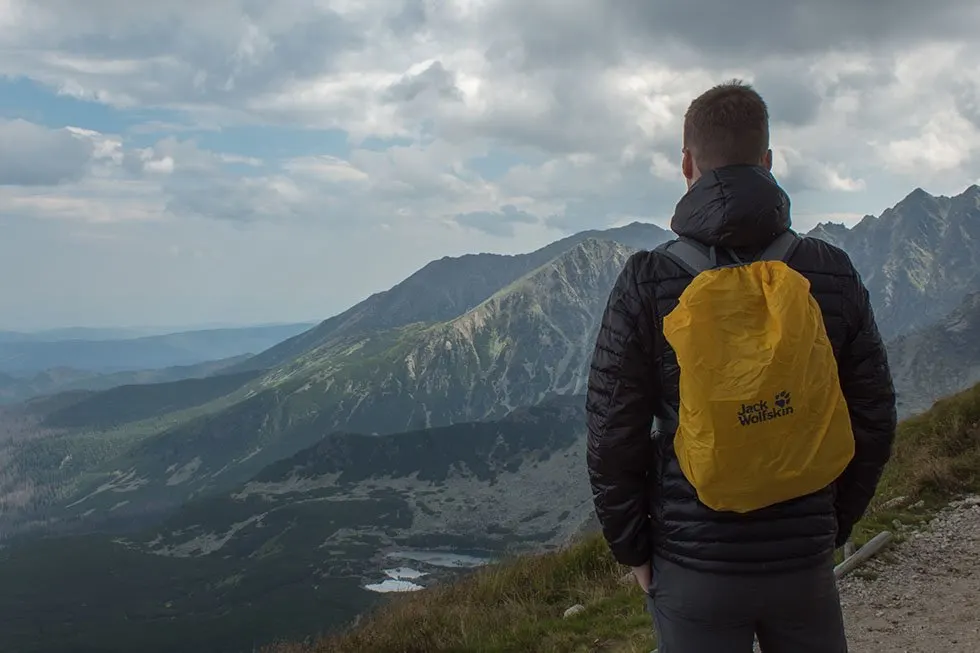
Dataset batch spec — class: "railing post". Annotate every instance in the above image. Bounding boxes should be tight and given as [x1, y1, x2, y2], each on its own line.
[834, 531, 893, 579]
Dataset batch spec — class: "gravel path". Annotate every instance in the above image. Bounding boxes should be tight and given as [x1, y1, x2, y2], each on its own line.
[839, 496, 980, 652]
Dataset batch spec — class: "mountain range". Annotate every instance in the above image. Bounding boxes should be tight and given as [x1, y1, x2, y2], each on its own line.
[0, 322, 316, 377]
[0, 355, 253, 406]
[808, 185, 980, 339]
[2, 236, 656, 539]
[1, 183, 979, 653]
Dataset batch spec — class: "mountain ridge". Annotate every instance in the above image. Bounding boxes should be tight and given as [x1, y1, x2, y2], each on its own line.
[233, 222, 671, 375]
[807, 183, 980, 338]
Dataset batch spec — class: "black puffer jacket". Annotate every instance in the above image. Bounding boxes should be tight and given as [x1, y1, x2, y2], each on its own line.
[586, 164, 897, 574]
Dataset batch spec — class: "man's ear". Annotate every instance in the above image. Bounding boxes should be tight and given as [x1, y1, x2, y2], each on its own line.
[682, 148, 695, 182]
[763, 148, 773, 171]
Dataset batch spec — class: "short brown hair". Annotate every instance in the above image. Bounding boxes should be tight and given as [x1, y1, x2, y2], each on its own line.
[683, 79, 770, 171]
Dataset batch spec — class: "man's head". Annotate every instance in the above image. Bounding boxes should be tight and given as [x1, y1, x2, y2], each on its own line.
[682, 79, 772, 188]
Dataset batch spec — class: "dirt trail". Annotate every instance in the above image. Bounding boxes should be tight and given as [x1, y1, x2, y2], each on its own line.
[839, 496, 980, 652]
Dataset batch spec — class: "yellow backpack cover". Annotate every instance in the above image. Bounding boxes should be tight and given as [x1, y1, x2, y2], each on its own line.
[657, 231, 855, 513]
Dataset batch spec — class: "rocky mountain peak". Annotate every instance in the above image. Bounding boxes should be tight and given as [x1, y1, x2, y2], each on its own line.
[805, 183, 980, 339]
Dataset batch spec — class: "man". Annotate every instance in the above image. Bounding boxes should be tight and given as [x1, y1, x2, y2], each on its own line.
[585, 80, 897, 652]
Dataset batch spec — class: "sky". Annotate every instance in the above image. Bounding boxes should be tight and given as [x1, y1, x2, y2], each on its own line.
[2, 1, 980, 331]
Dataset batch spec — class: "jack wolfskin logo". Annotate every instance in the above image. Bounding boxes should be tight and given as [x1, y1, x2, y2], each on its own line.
[737, 390, 795, 426]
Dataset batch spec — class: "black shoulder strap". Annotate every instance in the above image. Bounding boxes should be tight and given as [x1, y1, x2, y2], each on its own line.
[658, 230, 801, 274]
[756, 230, 801, 262]
[656, 237, 717, 277]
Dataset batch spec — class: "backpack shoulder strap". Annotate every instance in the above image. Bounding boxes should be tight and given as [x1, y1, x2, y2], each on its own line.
[756, 230, 801, 263]
[655, 237, 717, 277]
[652, 237, 714, 434]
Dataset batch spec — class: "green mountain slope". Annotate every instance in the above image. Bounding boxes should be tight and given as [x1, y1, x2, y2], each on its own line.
[41, 369, 266, 431]
[233, 222, 671, 373]
[0, 397, 589, 653]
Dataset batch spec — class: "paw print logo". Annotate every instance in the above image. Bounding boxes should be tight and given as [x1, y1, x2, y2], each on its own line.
[774, 390, 791, 408]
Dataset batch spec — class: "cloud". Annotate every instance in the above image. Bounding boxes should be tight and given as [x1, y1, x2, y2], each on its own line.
[384, 61, 462, 104]
[1, 1, 978, 227]
[0, 119, 94, 185]
[0, 1, 365, 106]
[455, 205, 538, 237]
[486, 0, 980, 67]
[2, 0, 980, 327]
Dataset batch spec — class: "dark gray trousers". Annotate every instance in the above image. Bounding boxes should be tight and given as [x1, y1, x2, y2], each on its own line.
[645, 554, 848, 653]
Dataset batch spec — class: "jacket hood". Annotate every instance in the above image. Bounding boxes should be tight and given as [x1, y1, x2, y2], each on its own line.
[670, 165, 792, 249]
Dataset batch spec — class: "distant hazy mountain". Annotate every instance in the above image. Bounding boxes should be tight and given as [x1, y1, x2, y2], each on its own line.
[0, 355, 252, 406]
[887, 292, 980, 417]
[808, 185, 980, 339]
[0, 323, 315, 376]
[0, 327, 160, 343]
[0, 396, 589, 653]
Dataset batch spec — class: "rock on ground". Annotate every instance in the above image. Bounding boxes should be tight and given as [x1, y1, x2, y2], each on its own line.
[840, 496, 980, 652]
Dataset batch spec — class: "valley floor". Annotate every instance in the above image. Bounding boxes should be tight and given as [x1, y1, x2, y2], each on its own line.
[840, 496, 980, 652]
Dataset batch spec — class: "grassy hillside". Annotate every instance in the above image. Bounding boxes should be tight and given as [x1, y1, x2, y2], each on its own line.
[0, 398, 593, 653]
[265, 381, 980, 653]
[41, 369, 265, 430]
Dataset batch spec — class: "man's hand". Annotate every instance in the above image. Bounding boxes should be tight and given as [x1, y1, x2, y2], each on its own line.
[631, 562, 652, 593]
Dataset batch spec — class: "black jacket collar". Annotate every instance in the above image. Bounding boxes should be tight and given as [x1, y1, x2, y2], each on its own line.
[670, 165, 792, 249]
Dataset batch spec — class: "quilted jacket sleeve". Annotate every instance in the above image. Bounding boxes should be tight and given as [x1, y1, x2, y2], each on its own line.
[586, 252, 659, 567]
[834, 261, 898, 545]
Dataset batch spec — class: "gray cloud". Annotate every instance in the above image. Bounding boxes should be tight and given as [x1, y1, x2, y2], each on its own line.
[0, 119, 94, 185]
[1, 0, 978, 234]
[751, 66, 824, 127]
[386, 0, 427, 36]
[5, 1, 364, 104]
[455, 205, 538, 237]
[486, 0, 980, 69]
[544, 170, 683, 232]
[164, 176, 303, 223]
[384, 62, 462, 104]
[954, 81, 980, 130]
[4, 0, 980, 330]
